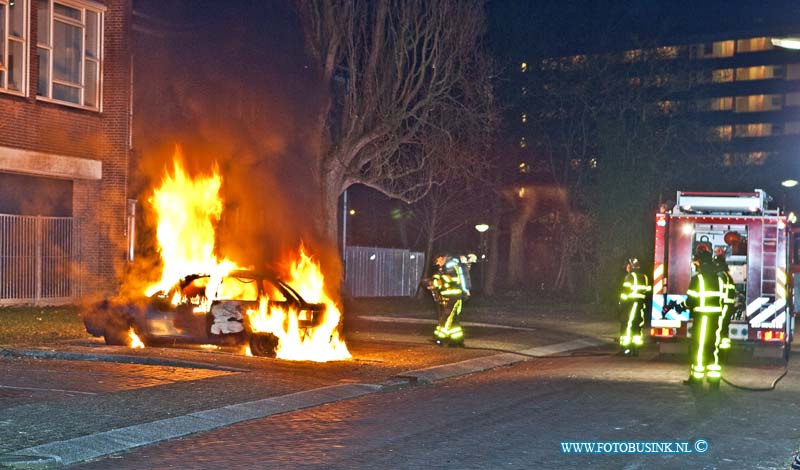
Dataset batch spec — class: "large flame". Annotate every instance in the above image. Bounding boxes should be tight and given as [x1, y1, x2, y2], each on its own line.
[145, 154, 236, 296]
[142, 151, 349, 362]
[246, 246, 351, 362]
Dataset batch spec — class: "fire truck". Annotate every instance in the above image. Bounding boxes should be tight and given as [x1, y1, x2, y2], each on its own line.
[649, 189, 796, 358]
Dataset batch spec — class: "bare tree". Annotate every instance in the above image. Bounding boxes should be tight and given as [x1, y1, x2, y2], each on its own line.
[296, 0, 494, 243]
[519, 45, 701, 297]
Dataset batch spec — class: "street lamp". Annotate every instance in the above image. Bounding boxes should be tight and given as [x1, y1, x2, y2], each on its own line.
[474, 224, 489, 293]
[771, 38, 800, 50]
[474, 224, 489, 260]
[782, 179, 798, 188]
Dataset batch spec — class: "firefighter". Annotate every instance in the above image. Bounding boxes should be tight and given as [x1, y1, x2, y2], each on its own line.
[428, 254, 471, 346]
[619, 258, 651, 356]
[685, 250, 725, 387]
[713, 251, 736, 352]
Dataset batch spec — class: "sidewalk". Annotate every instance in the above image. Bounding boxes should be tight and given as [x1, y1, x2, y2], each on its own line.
[0, 298, 616, 468]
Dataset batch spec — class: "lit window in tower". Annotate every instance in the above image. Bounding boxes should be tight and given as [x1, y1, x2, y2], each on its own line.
[712, 69, 734, 82]
[708, 125, 732, 141]
[735, 65, 783, 81]
[521, 62, 527, 73]
[521, 113, 527, 123]
[656, 46, 678, 58]
[694, 40, 734, 59]
[736, 37, 772, 53]
[735, 95, 781, 112]
[519, 137, 527, 149]
[734, 123, 772, 137]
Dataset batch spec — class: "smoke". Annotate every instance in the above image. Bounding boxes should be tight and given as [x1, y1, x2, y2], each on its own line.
[128, 1, 338, 291]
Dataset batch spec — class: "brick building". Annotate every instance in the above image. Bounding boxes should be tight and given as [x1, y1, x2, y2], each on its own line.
[0, 0, 132, 304]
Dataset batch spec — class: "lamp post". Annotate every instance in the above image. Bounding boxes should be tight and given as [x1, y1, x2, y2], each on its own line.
[474, 223, 489, 293]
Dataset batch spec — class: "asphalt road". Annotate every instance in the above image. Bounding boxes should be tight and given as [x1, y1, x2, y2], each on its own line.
[71, 348, 800, 470]
[1, 303, 798, 469]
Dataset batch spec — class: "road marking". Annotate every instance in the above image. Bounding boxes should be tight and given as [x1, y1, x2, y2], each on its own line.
[0, 384, 97, 395]
[357, 315, 537, 331]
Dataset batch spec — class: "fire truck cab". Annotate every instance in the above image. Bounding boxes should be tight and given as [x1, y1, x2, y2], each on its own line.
[650, 190, 794, 358]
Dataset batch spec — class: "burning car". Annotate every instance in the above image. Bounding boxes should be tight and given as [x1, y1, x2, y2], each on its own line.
[84, 270, 325, 357]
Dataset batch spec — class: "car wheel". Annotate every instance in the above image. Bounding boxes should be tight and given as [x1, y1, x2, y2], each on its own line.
[103, 316, 131, 346]
[249, 333, 279, 358]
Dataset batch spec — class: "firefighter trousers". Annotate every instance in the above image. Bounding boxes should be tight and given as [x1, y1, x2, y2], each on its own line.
[619, 301, 645, 348]
[689, 313, 722, 381]
[434, 297, 464, 344]
[718, 305, 733, 349]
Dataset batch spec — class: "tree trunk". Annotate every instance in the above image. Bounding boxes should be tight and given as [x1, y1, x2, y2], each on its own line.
[318, 159, 345, 246]
[508, 197, 536, 286]
[415, 206, 438, 299]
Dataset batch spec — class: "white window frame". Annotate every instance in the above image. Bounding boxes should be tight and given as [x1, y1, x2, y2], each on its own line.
[36, 0, 104, 111]
[0, 0, 29, 96]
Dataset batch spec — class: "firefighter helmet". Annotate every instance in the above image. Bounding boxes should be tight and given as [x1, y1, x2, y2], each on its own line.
[695, 250, 713, 269]
[627, 258, 640, 271]
[713, 253, 729, 271]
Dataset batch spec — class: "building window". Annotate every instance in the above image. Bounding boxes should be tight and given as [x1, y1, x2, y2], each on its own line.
[735, 94, 782, 113]
[783, 121, 800, 135]
[736, 37, 772, 53]
[520, 113, 526, 123]
[697, 97, 732, 111]
[0, 0, 27, 95]
[712, 68, 733, 83]
[786, 92, 800, 107]
[787, 64, 800, 80]
[709, 125, 732, 141]
[624, 49, 642, 62]
[657, 100, 676, 114]
[655, 46, 678, 59]
[519, 137, 527, 149]
[693, 40, 734, 59]
[520, 62, 527, 73]
[36, 0, 104, 110]
[735, 65, 783, 81]
[734, 123, 772, 138]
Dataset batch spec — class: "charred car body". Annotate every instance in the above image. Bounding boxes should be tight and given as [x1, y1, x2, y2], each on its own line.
[84, 270, 325, 357]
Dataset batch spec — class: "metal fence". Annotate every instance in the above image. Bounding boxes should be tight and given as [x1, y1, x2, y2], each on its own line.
[345, 246, 425, 297]
[0, 214, 73, 304]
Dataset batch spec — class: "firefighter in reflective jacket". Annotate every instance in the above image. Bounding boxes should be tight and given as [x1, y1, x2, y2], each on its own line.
[619, 258, 651, 356]
[714, 252, 736, 352]
[429, 255, 471, 346]
[685, 250, 725, 386]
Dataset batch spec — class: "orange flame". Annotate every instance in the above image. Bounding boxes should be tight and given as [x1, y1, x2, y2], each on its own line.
[129, 329, 145, 349]
[143, 152, 349, 361]
[246, 246, 350, 362]
[146, 153, 236, 296]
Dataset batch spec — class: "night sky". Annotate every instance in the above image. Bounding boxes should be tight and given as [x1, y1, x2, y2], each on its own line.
[488, 0, 800, 61]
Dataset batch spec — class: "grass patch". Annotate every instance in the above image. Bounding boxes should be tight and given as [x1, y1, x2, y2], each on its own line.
[0, 306, 88, 346]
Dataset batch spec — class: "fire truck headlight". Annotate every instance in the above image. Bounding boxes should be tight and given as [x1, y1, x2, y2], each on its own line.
[682, 224, 693, 235]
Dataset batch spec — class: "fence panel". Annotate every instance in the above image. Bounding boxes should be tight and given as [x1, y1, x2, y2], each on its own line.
[345, 246, 425, 297]
[0, 214, 73, 305]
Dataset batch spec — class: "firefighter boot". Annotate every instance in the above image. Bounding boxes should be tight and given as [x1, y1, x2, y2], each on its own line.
[631, 335, 643, 357]
[706, 365, 721, 390]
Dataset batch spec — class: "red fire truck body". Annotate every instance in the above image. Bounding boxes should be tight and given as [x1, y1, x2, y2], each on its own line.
[650, 190, 794, 357]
